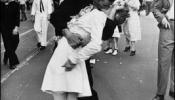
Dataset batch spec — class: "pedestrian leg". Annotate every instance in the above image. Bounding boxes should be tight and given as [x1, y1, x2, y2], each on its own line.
[78, 59, 99, 100]
[34, 14, 42, 47]
[9, 34, 19, 66]
[40, 17, 49, 47]
[130, 41, 136, 56]
[1, 34, 10, 65]
[123, 21, 131, 52]
[157, 27, 174, 96]
[3, 51, 9, 65]
[170, 22, 174, 94]
[22, 5, 27, 21]
[170, 50, 174, 93]
[112, 37, 119, 55]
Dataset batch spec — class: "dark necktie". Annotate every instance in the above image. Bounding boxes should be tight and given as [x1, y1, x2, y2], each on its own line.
[40, 0, 44, 12]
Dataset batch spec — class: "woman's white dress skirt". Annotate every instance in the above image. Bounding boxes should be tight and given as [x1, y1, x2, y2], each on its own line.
[41, 37, 92, 97]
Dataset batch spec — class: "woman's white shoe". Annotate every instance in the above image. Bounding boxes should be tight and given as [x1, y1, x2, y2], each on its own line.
[112, 49, 118, 55]
[105, 49, 113, 54]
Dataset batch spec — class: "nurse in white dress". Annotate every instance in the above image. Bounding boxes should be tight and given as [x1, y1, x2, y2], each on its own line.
[41, 0, 122, 100]
[123, 0, 141, 56]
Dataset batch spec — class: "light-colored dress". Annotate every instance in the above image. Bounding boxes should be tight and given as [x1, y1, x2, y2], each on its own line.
[123, 0, 141, 41]
[41, 7, 107, 97]
[113, 26, 122, 38]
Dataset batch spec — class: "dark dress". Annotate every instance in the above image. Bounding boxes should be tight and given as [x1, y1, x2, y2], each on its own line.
[0, 1, 20, 68]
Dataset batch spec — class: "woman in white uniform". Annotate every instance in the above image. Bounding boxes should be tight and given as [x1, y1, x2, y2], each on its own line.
[41, 0, 123, 100]
[123, 0, 141, 56]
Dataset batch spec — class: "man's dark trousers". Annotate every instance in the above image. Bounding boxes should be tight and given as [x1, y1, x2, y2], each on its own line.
[1, 30, 19, 66]
[78, 59, 99, 100]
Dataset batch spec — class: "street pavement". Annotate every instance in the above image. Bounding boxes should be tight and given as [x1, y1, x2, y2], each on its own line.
[1, 13, 174, 100]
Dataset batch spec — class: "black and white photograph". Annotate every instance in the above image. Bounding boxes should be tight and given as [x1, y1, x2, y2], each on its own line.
[0, 0, 174, 100]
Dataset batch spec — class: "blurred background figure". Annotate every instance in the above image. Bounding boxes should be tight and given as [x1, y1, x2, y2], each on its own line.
[143, 0, 153, 16]
[19, 0, 27, 21]
[26, 0, 33, 11]
[0, 0, 20, 69]
[152, 0, 174, 100]
[123, 0, 141, 56]
[31, 0, 53, 50]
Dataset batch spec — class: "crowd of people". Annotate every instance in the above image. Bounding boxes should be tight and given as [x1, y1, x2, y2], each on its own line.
[0, 0, 174, 100]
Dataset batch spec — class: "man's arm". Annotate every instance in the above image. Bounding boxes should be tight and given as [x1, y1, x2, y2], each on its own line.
[67, 5, 123, 64]
[152, 0, 170, 28]
[68, 12, 107, 64]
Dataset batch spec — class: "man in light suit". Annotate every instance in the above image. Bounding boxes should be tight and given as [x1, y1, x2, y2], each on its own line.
[31, 0, 53, 50]
[152, 0, 174, 100]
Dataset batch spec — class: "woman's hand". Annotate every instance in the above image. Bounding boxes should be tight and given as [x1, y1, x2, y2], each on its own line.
[12, 26, 19, 35]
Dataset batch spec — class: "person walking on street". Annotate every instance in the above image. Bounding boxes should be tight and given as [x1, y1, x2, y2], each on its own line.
[19, 0, 27, 21]
[0, 0, 20, 69]
[31, 0, 53, 50]
[152, 0, 174, 100]
[123, 0, 141, 56]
